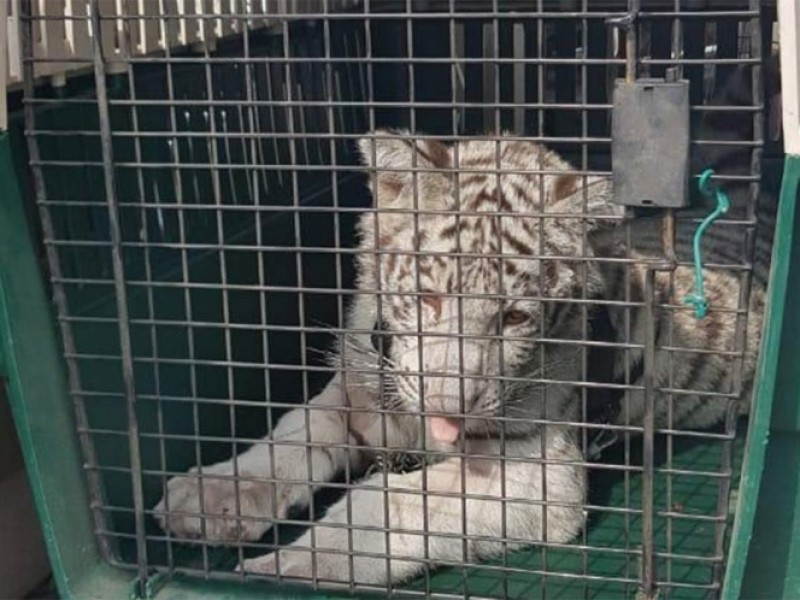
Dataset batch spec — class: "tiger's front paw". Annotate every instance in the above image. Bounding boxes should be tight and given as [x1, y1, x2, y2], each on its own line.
[154, 464, 276, 543]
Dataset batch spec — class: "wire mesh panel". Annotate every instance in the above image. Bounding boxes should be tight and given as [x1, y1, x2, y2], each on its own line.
[19, 1, 781, 598]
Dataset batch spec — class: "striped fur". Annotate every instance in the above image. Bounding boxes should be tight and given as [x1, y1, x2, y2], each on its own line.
[155, 64, 775, 584]
[353, 128, 764, 436]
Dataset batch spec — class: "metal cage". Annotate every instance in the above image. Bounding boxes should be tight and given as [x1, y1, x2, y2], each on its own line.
[11, 0, 785, 598]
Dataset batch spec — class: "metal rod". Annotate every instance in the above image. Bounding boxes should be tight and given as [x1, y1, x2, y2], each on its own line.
[640, 268, 658, 600]
[17, 0, 115, 565]
[88, 0, 149, 593]
[712, 0, 766, 585]
[625, 0, 640, 82]
[118, 0, 176, 573]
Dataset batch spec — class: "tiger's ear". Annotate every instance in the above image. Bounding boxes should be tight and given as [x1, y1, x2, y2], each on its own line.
[357, 129, 452, 206]
[548, 173, 622, 232]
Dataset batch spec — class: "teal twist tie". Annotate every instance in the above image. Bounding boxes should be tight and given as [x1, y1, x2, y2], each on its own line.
[684, 169, 730, 319]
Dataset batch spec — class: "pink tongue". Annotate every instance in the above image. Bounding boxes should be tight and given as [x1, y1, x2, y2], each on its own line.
[429, 417, 461, 443]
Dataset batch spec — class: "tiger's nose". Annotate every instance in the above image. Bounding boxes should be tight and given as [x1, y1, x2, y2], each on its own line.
[423, 376, 483, 416]
[421, 336, 485, 410]
[423, 376, 486, 444]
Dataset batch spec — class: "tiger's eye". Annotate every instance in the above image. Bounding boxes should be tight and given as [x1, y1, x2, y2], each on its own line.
[503, 309, 530, 327]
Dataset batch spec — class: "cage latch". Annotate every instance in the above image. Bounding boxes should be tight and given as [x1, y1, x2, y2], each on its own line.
[611, 77, 691, 208]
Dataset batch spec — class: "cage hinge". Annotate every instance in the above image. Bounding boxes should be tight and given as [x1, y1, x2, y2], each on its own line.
[128, 572, 168, 600]
[611, 78, 691, 208]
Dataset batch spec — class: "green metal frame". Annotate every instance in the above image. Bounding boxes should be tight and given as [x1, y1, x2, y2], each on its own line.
[723, 154, 800, 599]
[1, 125, 799, 598]
[0, 129, 98, 596]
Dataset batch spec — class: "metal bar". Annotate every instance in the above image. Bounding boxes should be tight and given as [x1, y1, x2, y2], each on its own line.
[21, 95, 766, 109]
[23, 10, 765, 22]
[640, 268, 658, 600]
[20, 54, 766, 68]
[580, 3, 591, 594]
[87, 0, 149, 593]
[625, 0, 640, 82]
[712, 0, 765, 586]
[664, 3, 682, 588]
[17, 0, 116, 566]
[118, 0, 176, 574]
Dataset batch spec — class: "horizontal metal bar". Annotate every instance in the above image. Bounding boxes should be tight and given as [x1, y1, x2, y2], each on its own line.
[22, 10, 760, 21]
[92, 521, 723, 567]
[109, 521, 724, 569]
[24, 129, 765, 150]
[23, 96, 764, 113]
[79, 433, 737, 484]
[28, 159, 764, 182]
[38, 200, 761, 224]
[22, 55, 763, 67]
[42, 239, 757, 276]
[64, 388, 740, 443]
[48, 276, 752, 317]
[59, 314, 744, 359]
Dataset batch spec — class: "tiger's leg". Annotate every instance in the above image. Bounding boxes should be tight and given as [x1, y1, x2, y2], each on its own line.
[238, 427, 585, 584]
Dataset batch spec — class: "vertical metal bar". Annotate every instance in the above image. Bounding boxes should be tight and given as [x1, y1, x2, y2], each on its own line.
[18, 0, 115, 565]
[616, 3, 673, 596]
[449, 0, 468, 590]
[158, 0, 209, 575]
[625, 0, 639, 83]
[229, 0, 251, 570]
[404, 3, 431, 595]
[279, 14, 318, 586]
[580, 4, 590, 596]
[360, 0, 392, 590]
[244, 4, 280, 578]
[661, 64, 678, 268]
[88, 0, 148, 592]
[119, 0, 176, 574]
[482, 21, 495, 131]
[664, 2, 683, 591]
[713, 0, 764, 587]
[621, 17, 665, 600]
[214, 71, 241, 583]
[621, 15, 635, 586]
[640, 268, 658, 600]
[453, 19, 465, 136]
[489, 4, 509, 596]
[263, 47, 282, 189]
[320, 0, 352, 588]
[513, 22, 525, 134]
[535, 4, 548, 595]
[352, 21, 368, 134]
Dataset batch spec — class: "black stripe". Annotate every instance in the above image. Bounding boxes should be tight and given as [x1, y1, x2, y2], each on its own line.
[677, 363, 728, 429]
[586, 304, 628, 425]
[545, 300, 571, 336]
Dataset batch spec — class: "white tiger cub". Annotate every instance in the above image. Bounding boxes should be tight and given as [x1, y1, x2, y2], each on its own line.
[155, 130, 760, 584]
